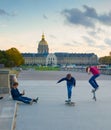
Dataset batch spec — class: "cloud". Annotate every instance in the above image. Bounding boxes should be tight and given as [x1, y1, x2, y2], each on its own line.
[61, 7, 95, 28]
[87, 28, 103, 39]
[43, 14, 48, 19]
[10, 11, 18, 16]
[82, 36, 95, 46]
[97, 45, 106, 50]
[64, 43, 74, 46]
[104, 38, 111, 45]
[64, 41, 82, 46]
[0, 9, 9, 16]
[83, 5, 98, 19]
[61, 5, 111, 28]
[49, 34, 56, 39]
[87, 31, 98, 38]
[72, 41, 82, 45]
[0, 8, 17, 17]
[98, 12, 111, 25]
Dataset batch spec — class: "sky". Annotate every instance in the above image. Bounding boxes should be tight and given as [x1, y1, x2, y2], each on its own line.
[0, 0, 111, 57]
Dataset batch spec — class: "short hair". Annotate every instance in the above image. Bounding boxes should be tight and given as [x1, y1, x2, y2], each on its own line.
[66, 73, 71, 79]
[13, 82, 19, 86]
[86, 67, 89, 72]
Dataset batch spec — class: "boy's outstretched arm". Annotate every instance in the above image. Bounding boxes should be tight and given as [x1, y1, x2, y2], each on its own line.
[57, 77, 66, 83]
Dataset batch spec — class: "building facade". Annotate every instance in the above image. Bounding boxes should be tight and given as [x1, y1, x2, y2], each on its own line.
[22, 34, 98, 66]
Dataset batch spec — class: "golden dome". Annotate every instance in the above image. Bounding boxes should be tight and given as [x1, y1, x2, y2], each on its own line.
[38, 33, 49, 54]
[39, 34, 48, 45]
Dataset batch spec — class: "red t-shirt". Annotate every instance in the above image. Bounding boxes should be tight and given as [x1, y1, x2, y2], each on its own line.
[90, 66, 100, 75]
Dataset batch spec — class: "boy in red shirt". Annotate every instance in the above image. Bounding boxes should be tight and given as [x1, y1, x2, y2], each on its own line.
[86, 66, 100, 92]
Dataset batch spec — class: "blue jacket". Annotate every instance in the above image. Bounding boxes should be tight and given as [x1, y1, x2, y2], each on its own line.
[11, 88, 22, 99]
[57, 77, 76, 87]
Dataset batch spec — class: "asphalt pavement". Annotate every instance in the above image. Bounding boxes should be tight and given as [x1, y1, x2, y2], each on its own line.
[0, 94, 17, 130]
[0, 70, 111, 130]
[15, 78, 111, 130]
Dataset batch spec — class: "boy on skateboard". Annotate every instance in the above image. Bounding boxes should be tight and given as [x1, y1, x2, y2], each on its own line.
[86, 66, 100, 100]
[57, 73, 76, 103]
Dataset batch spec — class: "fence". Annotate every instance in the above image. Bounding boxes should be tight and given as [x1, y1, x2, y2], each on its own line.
[61, 67, 111, 75]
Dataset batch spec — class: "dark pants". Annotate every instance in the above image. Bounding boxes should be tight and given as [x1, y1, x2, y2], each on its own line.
[89, 74, 100, 89]
[14, 96, 32, 104]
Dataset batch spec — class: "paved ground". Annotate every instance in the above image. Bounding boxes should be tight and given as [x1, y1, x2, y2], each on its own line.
[0, 70, 111, 130]
[18, 70, 111, 80]
[14, 70, 111, 130]
[0, 94, 17, 130]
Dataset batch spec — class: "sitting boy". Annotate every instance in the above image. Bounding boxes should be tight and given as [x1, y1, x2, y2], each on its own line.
[11, 82, 38, 104]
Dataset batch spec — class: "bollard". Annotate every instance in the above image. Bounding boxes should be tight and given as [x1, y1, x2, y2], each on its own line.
[0, 70, 10, 94]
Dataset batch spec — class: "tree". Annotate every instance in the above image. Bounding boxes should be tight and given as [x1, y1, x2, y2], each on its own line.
[0, 50, 8, 66]
[99, 56, 111, 65]
[6, 48, 24, 67]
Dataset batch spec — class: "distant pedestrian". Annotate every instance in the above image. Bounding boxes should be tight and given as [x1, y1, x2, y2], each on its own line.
[11, 82, 38, 104]
[57, 73, 76, 103]
[86, 66, 100, 92]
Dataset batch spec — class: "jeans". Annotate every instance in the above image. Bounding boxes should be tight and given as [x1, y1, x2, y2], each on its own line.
[89, 74, 100, 89]
[14, 96, 32, 104]
[67, 85, 73, 99]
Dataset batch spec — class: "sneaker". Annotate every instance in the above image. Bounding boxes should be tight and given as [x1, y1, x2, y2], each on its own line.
[65, 99, 71, 103]
[65, 100, 69, 102]
[33, 97, 39, 103]
[92, 87, 99, 93]
[0, 97, 3, 100]
[91, 89, 96, 93]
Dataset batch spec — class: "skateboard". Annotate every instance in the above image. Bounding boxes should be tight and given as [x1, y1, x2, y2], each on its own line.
[65, 101, 75, 106]
[92, 90, 97, 101]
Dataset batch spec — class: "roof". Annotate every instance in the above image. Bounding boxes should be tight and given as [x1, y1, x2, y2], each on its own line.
[38, 34, 48, 45]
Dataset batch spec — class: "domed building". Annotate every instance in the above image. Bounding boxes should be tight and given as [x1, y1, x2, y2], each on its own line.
[46, 53, 57, 66]
[22, 34, 98, 66]
[38, 34, 49, 54]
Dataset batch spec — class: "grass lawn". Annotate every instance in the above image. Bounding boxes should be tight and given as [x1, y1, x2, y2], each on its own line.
[34, 66, 60, 71]
[21, 65, 60, 71]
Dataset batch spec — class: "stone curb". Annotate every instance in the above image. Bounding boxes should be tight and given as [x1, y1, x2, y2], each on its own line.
[11, 102, 18, 130]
